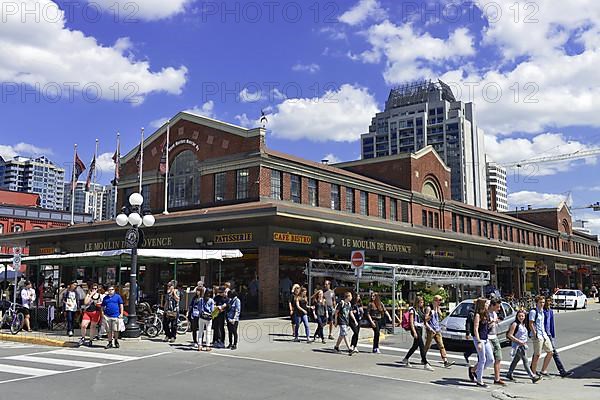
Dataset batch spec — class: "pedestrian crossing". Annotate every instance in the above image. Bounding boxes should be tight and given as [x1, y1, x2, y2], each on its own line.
[0, 342, 36, 350]
[0, 348, 162, 383]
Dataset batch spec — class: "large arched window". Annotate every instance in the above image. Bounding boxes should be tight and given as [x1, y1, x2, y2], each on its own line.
[422, 179, 441, 200]
[13, 225, 23, 232]
[168, 150, 201, 208]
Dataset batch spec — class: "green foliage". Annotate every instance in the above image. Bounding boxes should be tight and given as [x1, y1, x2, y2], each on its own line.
[418, 287, 449, 306]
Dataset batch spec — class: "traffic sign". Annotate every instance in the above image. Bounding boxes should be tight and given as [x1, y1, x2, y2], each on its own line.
[351, 250, 365, 268]
[12, 247, 22, 269]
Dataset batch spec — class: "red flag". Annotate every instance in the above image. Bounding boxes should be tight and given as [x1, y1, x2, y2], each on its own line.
[85, 156, 96, 191]
[72, 153, 86, 190]
[159, 140, 167, 175]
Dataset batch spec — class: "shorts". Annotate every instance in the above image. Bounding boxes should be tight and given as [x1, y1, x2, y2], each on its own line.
[104, 316, 119, 333]
[338, 324, 349, 337]
[532, 336, 554, 355]
[489, 337, 502, 361]
[21, 308, 30, 316]
[326, 306, 334, 323]
[82, 311, 101, 324]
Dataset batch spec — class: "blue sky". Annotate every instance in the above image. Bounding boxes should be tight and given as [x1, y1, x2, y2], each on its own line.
[1, 0, 599, 233]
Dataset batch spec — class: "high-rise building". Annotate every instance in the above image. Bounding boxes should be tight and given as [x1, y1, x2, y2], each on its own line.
[0, 155, 65, 210]
[486, 158, 508, 212]
[360, 80, 487, 208]
[63, 182, 110, 220]
[102, 185, 117, 221]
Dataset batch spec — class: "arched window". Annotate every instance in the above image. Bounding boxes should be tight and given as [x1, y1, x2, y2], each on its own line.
[0, 224, 4, 234]
[562, 219, 570, 234]
[168, 150, 201, 208]
[422, 179, 441, 200]
[13, 225, 23, 232]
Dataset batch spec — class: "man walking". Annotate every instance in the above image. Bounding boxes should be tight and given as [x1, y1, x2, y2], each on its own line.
[488, 299, 505, 385]
[20, 281, 35, 332]
[530, 295, 553, 377]
[544, 298, 573, 377]
[333, 292, 356, 356]
[424, 295, 455, 368]
[323, 280, 336, 340]
[101, 286, 123, 349]
[62, 282, 79, 337]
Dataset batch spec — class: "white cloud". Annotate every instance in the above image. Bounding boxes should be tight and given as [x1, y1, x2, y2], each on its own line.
[508, 191, 571, 209]
[484, 133, 598, 176]
[239, 88, 264, 103]
[87, 0, 193, 21]
[350, 22, 475, 83]
[0, 1, 187, 104]
[322, 153, 342, 164]
[150, 101, 216, 129]
[96, 152, 115, 175]
[0, 142, 52, 159]
[292, 63, 321, 74]
[339, 0, 387, 26]
[267, 84, 379, 142]
[572, 212, 600, 236]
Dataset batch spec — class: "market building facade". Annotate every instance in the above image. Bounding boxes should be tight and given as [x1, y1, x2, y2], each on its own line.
[1, 112, 598, 316]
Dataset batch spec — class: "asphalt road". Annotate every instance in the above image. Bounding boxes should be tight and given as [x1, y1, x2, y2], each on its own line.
[0, 305, 598, 400]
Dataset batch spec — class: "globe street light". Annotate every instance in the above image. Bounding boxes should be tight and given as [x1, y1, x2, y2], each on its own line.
[115, 192, 155, 338]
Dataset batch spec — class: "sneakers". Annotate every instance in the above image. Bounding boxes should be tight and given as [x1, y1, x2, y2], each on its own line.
[424, 363, 434, 371]
[476, 382, 488, 388]
[231, 345, 237, 350]
[468, 367, 476, 382]
[114, 339, 120, 349]
[104, 342, 113, 349]
[373, 348, 381, 354]
[333, 346, 340, 353]
[348, 350, 353, 356]
[169, 338, 176, 343]
[352, 348, 359, 354]
[532, 376, 542, 383]
[463, 353, 470, 364]
[328, 335, 335, 340]
[68, 331, 74, 337]
[321, 339, 326, 344]
[400, 358, 411, 367]
[505, 374, 515, 381]
[78, 337, 86, 346]
[560, 371, 574, 378]
[443, 360, 455, 368]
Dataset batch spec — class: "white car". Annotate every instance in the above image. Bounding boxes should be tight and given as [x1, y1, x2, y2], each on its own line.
[440, 299, 516, 345]
[552, 289, 587, 309]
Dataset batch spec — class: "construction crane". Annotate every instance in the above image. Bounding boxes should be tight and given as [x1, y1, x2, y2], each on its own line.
[572, 202, 600, 212]
[502, 148, 600, 168]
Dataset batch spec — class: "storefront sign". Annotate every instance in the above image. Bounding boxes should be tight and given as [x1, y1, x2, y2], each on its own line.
[536, 262, 548, 276]
[432, 250, 454, 259]
[554, 263, 568, 271]
[84, 236, 173, 251]
[214, 233, 253, 244]
[39, 247, 57, 255]
[568, 265, 578, 271]
[340, 238, 411, 254]
[169, 139, 200, 152]
[273, 232, 312, 245]
[525, 260, 537, 271]
[495, 255, 511, 263]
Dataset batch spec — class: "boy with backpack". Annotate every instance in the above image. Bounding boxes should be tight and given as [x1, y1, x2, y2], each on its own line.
[529, 295, 554, 377]
[333, 292, 357, 356]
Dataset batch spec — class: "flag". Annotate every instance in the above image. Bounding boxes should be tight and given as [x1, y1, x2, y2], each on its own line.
[159, 140, 167, 175]
[85, 156, 96, 191]
[72, 153, 86, 190]
[134, 143, 142, 167]
[111, 143, 120, 186]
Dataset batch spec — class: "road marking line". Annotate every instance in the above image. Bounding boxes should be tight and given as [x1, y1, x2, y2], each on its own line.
[556, 336, 600, 352]
[47, 349, 136, 361]
[0, 363, 60, 377]
[4, 355, 102, 368]
[210, 352, 480, 392]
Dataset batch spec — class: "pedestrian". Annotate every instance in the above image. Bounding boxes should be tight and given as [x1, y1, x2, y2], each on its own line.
[424, 295, 455, 367]
[289, 284, 300, 338]
[400, 296, 434, 371]
[333, 291, 356, 356]
[470, 298, 494, 387]
[366, 292, 392, 354]
[188, 286, 204, 348]
[311, 290, 328, 344]
[197, 289, 215, 351]
[20, 280, 35, 332]
[62, 281, 79, 337]
[487, 299, 505, 385]
[590, 284, 598, 303]
[227, 289, 241, 349]
[349, 293, 363, 354]
[100, 285, 123, 349]
[506, 309, 541, 383]
[163, 281, 180, 343]
[79, 283, 102, 347]
[464, 304, 477, 368]
[294, 287, 312, 343]
[529, 295, 553, 377]
[544, 298, 573, 377]
[212, 287, 227, 348]
[323, 280, 337, 340]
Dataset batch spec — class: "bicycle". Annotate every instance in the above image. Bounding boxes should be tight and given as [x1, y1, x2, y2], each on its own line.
[154, 306, 189, 336]
[1, 302, 25, 335]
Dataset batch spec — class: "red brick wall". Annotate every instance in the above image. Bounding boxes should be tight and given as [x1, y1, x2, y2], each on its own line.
[368, 193, 378, 217]
[318, 181, 330, 209]
[282, 173, 291, 201]
[301, 177, 309, 204]
[259, 166, 271, 198]
[258, 246, 279, 316]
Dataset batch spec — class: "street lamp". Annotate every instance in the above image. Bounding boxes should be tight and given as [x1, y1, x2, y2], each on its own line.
[115, 192, 155, 338]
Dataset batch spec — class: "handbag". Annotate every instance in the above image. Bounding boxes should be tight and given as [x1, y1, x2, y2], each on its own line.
[165, 310, 178, 319]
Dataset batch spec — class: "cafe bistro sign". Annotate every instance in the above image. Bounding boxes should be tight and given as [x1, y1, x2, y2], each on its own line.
[273, 232, 312, 245]
[84, 236, 173, 251]
[341, 238, 411, 254]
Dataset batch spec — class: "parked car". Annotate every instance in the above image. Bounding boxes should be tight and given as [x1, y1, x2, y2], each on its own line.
[552, 289, 587, 309]
[440, 299, 516, 345]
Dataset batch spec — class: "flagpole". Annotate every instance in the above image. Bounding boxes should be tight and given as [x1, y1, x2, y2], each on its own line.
[163, 120, 170, 215]
[138, 127, 144, 195]
[92, 138, 99, 221]
[114, 132, 120, 219]
[70, 144, 77, 225]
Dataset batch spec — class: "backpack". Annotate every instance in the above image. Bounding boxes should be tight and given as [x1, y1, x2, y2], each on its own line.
[401, 308, 412, 331]
[525, 308, 538, 338]
[465, 309, 475, 336]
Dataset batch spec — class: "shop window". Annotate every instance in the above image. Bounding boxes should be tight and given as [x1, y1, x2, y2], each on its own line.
[13, 225, 22, 232]
[378, 195, 385, 218]
[466, 217, 472, 234]
[236, 169, 249, 199]
[331, 184, 340, 210]
[483, 221, 488, 237]
[459, 216, 464, 233]
[451, 213, 457, 232]
[422, 210, 427, 226]
[428, 211, 433, 228]
[270, 170, 282, 200]
[390, 199, 397, 221]
[360, 191, 368, 215]
[489, 222, 494, 239]
[290, 175, 301, 203]
[308, 179, 318, 207]
[400, 201, 409, 223]
[214, 172, 226, 202]
[168, 150, 201, 209]
[346, 188, 355, 213]
[477, 219, 482, 236]
[434, 212, 440, 229]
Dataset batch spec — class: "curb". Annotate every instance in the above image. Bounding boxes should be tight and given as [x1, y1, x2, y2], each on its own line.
[0, 333, 78, 348]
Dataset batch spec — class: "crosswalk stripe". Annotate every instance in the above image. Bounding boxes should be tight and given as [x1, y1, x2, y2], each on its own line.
[4, 355, 102, 368]
[47, 349, 136, 361]
[0, 363, 58, 377]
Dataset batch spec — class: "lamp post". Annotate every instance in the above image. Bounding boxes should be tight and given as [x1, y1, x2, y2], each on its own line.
[115, 192, 155, 338]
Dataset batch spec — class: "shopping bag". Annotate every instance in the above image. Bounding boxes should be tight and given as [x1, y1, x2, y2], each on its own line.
[118, 318, 126, 332]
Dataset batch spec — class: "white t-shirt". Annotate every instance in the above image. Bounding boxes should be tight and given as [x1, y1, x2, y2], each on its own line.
[324, 290, 335, 308]
[21, 288, 36, 309]
[64, 291, 78, 312]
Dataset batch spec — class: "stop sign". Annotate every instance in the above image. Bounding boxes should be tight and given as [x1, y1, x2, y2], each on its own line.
[351, 250, 365, 268]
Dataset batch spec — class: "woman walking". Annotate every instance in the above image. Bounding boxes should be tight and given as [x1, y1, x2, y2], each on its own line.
[506, 309, 541, 383]
[294, 287, 312, 343]
[349, 294, 364, 353]
[227, 290, 241, 350]
[312, 290, 328, 343]
[188, 286, 204, 347]
[289, 284, 300, 339]
[366, 292, 393, 354]
[79, 283, 102, 347]
[471, 298, 494, 387]
[400, 296, 434, 371]
[163, 281, 180, 343]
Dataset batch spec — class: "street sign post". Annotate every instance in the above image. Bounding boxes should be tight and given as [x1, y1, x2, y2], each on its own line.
[12, 247, 22, 305]
[351, 250, 365, 291]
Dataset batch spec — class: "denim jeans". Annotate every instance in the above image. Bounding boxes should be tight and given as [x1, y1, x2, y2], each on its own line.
[294, 314, 310, 339]
[474, 339, 494, 384]
[507, 345, 535, 378]
[65, 311, 76, 332]
[314, 315, 327, 339]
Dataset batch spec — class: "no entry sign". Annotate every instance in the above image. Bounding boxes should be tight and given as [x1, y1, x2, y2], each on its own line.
[351, 250, 365, 269]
